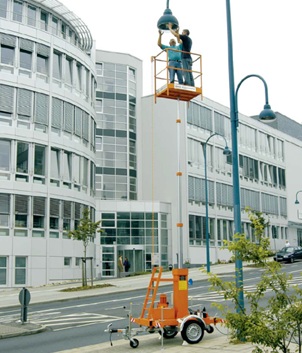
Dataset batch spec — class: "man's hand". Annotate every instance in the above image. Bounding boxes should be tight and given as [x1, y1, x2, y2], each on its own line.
[158, 30, 163, 36]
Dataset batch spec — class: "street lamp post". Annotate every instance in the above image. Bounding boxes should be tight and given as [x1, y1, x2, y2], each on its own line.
[203, 133, 231, 273]
[295, 191, 302, 204]
[225, 0, 276, 314]
[156, 0, 275, 302]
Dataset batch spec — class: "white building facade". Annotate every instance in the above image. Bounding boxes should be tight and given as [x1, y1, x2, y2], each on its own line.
[0, 0, 97, 286]
[141, 95, 302, 267]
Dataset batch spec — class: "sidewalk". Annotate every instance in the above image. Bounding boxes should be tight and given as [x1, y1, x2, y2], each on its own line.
[0, 263, 269, 352]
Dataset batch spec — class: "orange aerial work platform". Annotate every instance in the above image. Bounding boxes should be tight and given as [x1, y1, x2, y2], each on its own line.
[152, 48, 202, 102]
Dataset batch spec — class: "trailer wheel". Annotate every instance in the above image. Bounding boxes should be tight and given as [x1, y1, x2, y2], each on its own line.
[130, 338, 139, 348]
[161, 327, 178, 338]
[181, 320, 204, 344]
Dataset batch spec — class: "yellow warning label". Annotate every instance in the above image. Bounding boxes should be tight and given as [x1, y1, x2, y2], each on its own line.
[179, 281, 187, 290]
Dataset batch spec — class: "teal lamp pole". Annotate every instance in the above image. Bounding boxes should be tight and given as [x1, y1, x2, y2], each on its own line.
[203, 133, 231, 273]
[225, 0, 276, 314]
[295, 190, 302, 204]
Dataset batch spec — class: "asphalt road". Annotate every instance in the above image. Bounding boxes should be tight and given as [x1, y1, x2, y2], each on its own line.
[1, 263, 302, 353]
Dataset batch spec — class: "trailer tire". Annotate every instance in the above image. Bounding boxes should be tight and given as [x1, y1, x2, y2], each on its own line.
[130, 338, 139, 348]
[181, 320, 204, 344]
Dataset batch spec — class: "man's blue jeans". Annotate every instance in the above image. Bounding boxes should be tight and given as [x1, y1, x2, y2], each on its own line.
[168, 61, 183, 84]
[182, 58, 195, 86]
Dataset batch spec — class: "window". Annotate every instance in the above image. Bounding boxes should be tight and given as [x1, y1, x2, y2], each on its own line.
[63, 200, 71, 231]
[37, 54, 48, 75]
[63, 151, 72, 186]
[19, 50, 32, 70]
[0, 140, 10, 172]
[64, 102, 73, 133]
[51, 97, 62, 130]
[27, 5, 36, 26]
[76, 62, 82, 90]
[0, 193, 10, 229]
[64, 257, 71, 266]
[13, 0, 23, 22]
[73, 154, 80, 186]
[65, 56, 73, 85]
[50, 148, 60, 185]
[51, 16, 58, 35]
[129, 67, 135, 81]
[53, 51, 61, 80]
[0, 0, 8, 18]
[35, 92, 49, 128]
[16, 142, 29, 181]
[1, 45, 15, 66]
[15, 257, 26, 285]
[15, 195, 28, 228]
[61, 23, 66, 39]
[40, 11, 48, 31]
[82, 158, 88, 187]
[33, 196, 45, 237]
[49, 198, 60, 230]
[34, 145, 45, 177]
[0, 84, 14, 124]
[0, 257, 7, 285]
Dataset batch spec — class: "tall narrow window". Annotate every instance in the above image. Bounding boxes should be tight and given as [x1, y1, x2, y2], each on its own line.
[16, 142, 29, 181]
[49, 198, 60, 233]
[27, 5, 36, 26]
[0, 193, 10, 230]
[51, 16, 58, 35]
[15, 256, 26, 285]
[63, 200, 71, 233]
[33, 196, 45, 237]
[34, 145, 45, 183]
[50, 148, 60, 186]
[36, 44, 49, 76]
[63, 151, 72, 188]
[0, 0, 8, 18]
[65, 56, 73, 85]
[53, 51, 61, 80]
[40, 11, 48, 31]
[20, 49, 32, 70]
[0, 139, 10, 172]
[13, 0, 22, 22]
[0, 257, 7, 284]
[15, 195, 28, 229]
[76, 62, 82, 90]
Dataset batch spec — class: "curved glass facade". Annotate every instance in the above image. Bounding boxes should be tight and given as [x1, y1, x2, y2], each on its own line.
[0, 0, 97, 286]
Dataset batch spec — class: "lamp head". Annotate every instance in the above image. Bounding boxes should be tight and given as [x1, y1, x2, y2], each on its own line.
[157, 7, 179, 30]
[223, 146, 232, 156]
[259, 104, 276, 122]
[295, 200, 300, 205]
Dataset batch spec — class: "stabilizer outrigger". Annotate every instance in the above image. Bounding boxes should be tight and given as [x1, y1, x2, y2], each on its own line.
[104, 266, 224, 348]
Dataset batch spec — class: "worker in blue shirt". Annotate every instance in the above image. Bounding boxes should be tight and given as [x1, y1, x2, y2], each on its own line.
[158, 30, 184, 85]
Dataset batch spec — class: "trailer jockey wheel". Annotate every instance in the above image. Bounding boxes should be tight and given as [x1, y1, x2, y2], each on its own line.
[181, 320, 205, 344]
[130, 338, 139, 348]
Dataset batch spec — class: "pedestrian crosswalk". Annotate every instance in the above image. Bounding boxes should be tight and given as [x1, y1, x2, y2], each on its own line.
[0, 310, 124, 332]
[31, 312, 124, 331]
[189, 276, 302, 303]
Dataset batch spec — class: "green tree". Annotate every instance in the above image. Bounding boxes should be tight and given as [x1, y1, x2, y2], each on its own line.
[208, 208, 302, 353]
[68, 208, 102, 287]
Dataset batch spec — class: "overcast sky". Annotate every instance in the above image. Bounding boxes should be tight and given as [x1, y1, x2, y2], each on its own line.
[61, 0, 301, 123]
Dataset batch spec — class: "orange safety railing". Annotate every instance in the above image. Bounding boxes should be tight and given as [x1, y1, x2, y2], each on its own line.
[152, 48, 202, 103]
